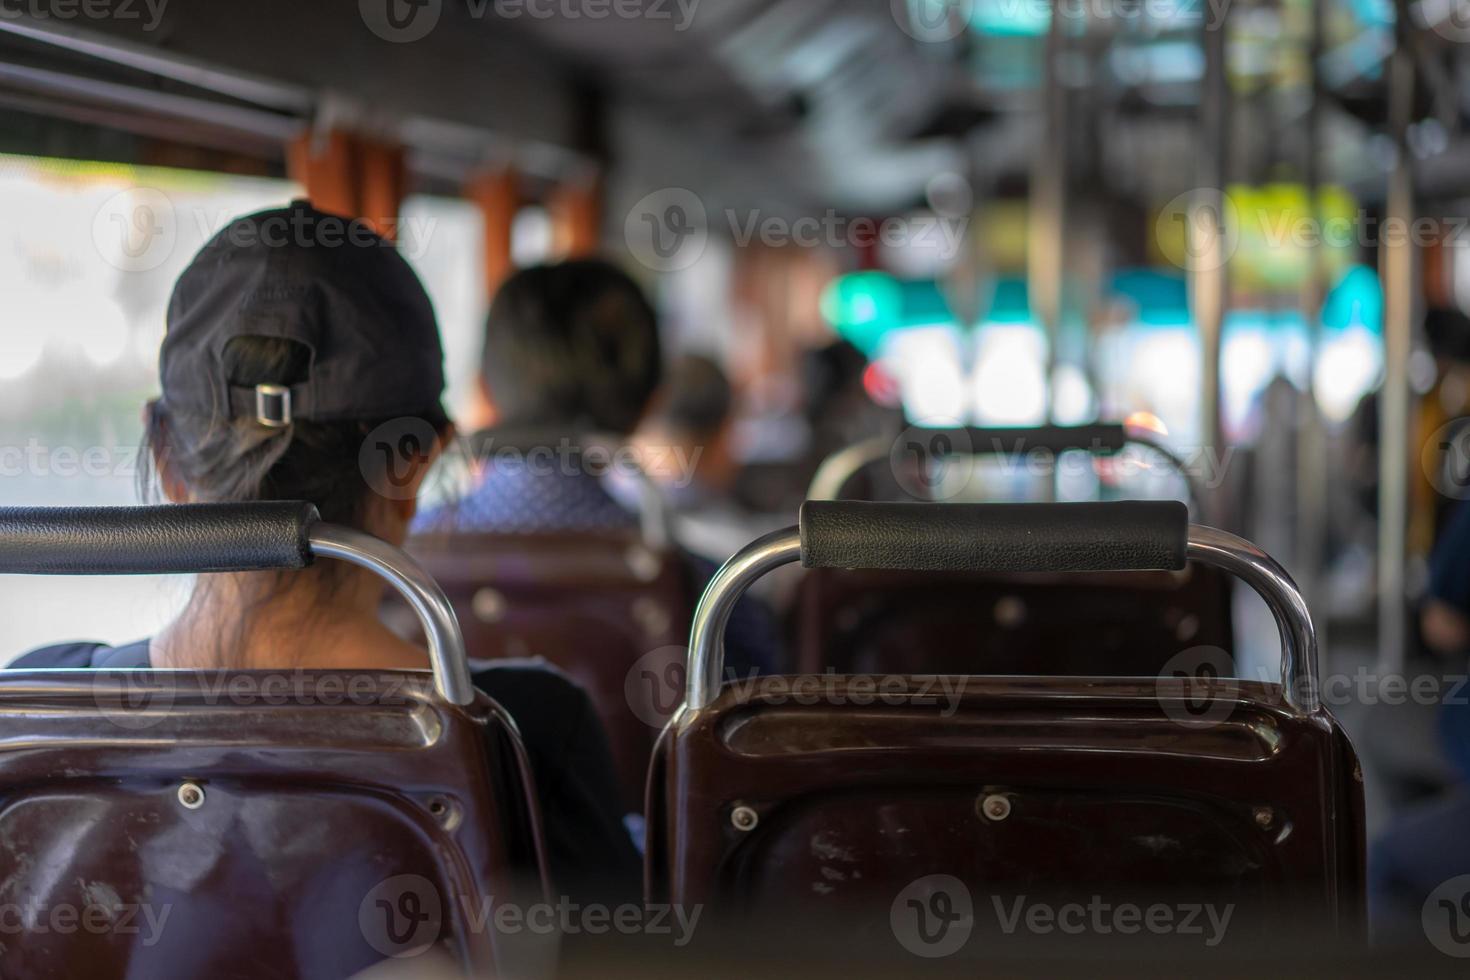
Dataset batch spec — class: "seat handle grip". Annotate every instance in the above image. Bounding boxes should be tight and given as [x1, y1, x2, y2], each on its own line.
[921, 423, 1129, 457]
[686, 503, 1319, 715]
[798, 500, 1189, 573]
[0, 502, 319, 574]
[0, 503, 474, 705]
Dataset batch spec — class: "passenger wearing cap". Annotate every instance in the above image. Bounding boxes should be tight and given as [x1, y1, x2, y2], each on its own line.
[13, 202, 641, 905]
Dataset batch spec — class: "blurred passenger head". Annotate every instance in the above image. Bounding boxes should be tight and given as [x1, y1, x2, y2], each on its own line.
[800, 338, 867, 427]
[651, 353, 732, 445]
[638, 353, 736, 495]
[1425, 307, 1470, 367]
[479, 259, 662, 435]
[142, 201, 450, 551]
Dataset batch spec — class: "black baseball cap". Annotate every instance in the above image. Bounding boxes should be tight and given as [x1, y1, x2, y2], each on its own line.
[159, 200, 447, 427]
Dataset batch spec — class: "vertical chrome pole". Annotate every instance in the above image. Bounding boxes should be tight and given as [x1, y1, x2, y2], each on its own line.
[1029, 2, 1067, 425]
[1192, 2, 1230, 525]
[1377, 5, 1416, 673]
[1295, 0, 1329, 654]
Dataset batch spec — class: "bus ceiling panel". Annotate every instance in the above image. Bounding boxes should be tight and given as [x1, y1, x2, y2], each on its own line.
[506, 0, 965, 209]
[0, 3, 584, 161]
[0, 2, 974, 210]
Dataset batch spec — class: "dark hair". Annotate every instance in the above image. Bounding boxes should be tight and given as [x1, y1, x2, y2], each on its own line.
[800, 338, 867, 426]
[142, 335, 446, 531]
[652, 354, 732, 440]
[480, 259, 662, 434]
[1425, 307, 1470, 365]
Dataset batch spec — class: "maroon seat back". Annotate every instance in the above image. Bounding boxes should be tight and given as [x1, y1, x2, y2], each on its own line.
[0, 503, 552, 977]
[0, 670, 548, 978]
[651, 676, 1362, 946]
[650, 501, 1364, 954]
[793, 564, 1235, 676]
[408, 530, 692, 811]
[801, 423, 1231, 678]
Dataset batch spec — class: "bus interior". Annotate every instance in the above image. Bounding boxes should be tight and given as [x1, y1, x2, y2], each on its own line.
[1, 0, 1469, 976]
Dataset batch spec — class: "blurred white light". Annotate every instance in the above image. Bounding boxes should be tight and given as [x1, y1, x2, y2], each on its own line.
[973, 326, 1047, 425]
[887, 327, 968, 422]
[1453, 240, 1470, 314]
[2, 290, 51, 380]
[1051, 363, 1095, 424]
[1315, 328, 1381, 423]
[133, 319, 165, 371]
[512, 205, 554, 266]
[0, 330, 45, 381]
[67, 296, 131, 369]
[1221, 329, 1275, 436]
[880, 209, 965, 279]
[1125, 331, 1201, 447]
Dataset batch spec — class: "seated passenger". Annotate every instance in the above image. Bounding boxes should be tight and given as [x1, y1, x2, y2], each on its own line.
[632, 353, 775, 564]
[635, 353, 739, 510]
[415, 259, 779, 674]
[1370, 500, 1470, 939]
[12, 201, 640, 904]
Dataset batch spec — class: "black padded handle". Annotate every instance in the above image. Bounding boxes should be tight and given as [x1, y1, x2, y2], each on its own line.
[906, 423, 1129, 457]
[799, 500, 1189, 573]
[0, 502, 320, 575]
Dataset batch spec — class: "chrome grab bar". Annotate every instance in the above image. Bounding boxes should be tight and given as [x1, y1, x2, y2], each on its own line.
[807, 429, 1203, 510]
[310, 524, 474, 705]
[683, 523, 1319, 716]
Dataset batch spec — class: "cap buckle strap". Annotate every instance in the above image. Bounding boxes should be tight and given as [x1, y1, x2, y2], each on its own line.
[255, 384, 292, 428]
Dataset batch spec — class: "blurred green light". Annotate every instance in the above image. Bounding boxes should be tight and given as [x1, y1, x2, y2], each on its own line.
[820, 271, 904, 355]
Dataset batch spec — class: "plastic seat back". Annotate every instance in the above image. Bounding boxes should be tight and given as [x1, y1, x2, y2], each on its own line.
[0, 670, 547, 977]
[793, 564, 1234, 675]
[651, 501, 1364, 955]
[0, 503, 550, 977]
[407, 529, 692, 811]
[800, 423, 1232, 678]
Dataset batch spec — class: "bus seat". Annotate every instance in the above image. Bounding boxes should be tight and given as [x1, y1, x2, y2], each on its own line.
[798, 424, 1232, 678]
[650, 501, 1364, 952]
[0, 671, 547, 977]
[792, 564, 1234, 676]
[0, 503, 550, 977]
[404, 529, 692, 813]
[651, 675, 1362, 948]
